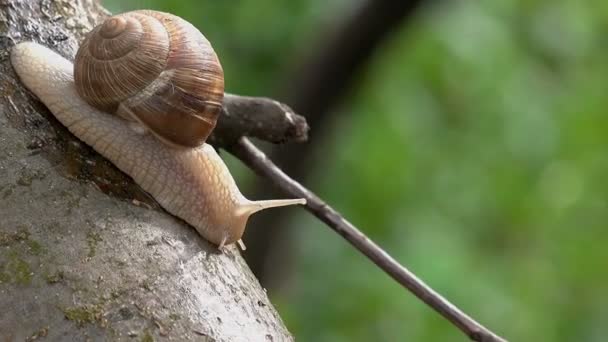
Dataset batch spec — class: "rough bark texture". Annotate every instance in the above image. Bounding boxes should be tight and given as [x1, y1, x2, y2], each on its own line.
[0, 1, 293, 341]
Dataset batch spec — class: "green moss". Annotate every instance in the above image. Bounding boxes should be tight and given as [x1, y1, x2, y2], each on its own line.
[0, 229, 45, 256]
[0, 250, 33, 284]
[141, 330, 154, 342]
[6, 253, 32, 285]
[63, 305, 102, 327]
[26, 239, 44, 255]
[45, 271, 64, 284]
[86, 231, 102, 258]
[0, 270, 10, 283]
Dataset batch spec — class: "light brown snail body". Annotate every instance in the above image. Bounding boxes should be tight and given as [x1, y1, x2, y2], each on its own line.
[10, 10, 305, 249]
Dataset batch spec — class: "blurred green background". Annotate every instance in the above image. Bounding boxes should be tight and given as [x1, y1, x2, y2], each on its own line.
[104, 1, 608, 341]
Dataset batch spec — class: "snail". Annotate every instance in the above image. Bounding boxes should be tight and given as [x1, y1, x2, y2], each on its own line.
[10, 10, 305, 249]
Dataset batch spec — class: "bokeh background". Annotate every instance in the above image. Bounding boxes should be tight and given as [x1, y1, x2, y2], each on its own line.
[104, 1, 608, 341]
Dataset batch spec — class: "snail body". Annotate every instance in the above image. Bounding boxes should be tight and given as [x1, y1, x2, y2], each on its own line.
[10, 11, 305, 248]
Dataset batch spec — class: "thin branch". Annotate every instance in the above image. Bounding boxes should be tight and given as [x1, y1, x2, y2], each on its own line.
[209, 93, 309, 147]
[229, 137, 508, 342]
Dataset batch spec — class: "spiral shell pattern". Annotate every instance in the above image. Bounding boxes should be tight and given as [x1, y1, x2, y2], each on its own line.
[74, 10, 224, 147]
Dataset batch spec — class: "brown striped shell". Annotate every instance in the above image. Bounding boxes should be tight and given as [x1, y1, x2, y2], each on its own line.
[74, 10, 224, 148]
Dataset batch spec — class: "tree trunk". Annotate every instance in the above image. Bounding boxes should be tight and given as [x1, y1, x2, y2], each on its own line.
[0, 1, 293, 341]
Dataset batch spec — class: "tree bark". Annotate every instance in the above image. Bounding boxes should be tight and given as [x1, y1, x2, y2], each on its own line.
[0, 1, 293, 341]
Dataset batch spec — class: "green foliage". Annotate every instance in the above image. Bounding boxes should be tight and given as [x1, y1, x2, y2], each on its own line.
[104, 1, 608, 341]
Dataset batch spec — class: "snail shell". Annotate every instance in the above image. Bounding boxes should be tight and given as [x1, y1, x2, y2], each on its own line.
[74, 10, 224, 148]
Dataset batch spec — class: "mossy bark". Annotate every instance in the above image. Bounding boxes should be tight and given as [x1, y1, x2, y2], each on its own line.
[0, 1, 293, 341]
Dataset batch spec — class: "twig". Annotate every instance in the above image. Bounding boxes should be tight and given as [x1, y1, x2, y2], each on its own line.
[209, 93, 309, 147]
[229, 137, 508, 342]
